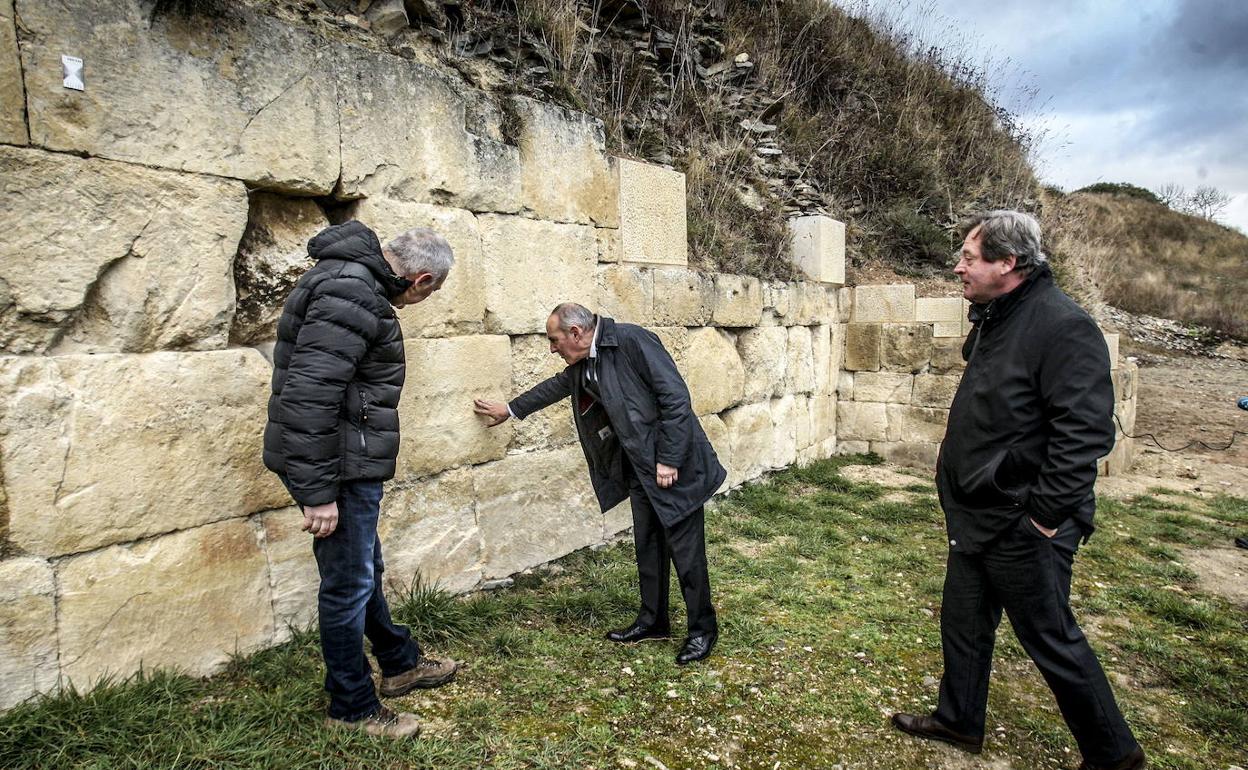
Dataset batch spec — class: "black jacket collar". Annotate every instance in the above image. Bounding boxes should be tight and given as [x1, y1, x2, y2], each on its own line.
[307, 220, 411, 300]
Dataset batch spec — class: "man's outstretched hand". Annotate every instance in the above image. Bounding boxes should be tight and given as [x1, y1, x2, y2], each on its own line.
[302, 501, 339, 538]
[473, 399, 511, 427]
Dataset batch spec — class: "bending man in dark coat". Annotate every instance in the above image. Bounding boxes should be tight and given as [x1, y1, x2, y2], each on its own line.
[474, 303, 725, 664]
[891, 211, 1144, 770]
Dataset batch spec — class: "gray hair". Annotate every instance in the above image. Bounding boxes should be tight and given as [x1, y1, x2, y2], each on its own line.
[385, 227, 454, 281]
[551, 302, 596, 332]
[961, 210, 1048, 274]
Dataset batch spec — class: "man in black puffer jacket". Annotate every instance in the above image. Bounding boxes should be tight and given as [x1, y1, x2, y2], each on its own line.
[891, 211, 1144, 770]
[264, 220, 457, 738]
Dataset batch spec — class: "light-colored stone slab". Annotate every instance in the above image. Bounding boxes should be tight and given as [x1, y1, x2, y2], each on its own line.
[787, 216, 845, 285]
[786, 325, 816, 394]
[380, 467, 483, 595]
[844, 323, 881, 372]
[699, 413, 732, 495]
[829, 322, 846, 377]
[807, 394, 836, 449]
[259, 507, 319, 637]
[961, 300, 974, 335]
[1103, 332, 1120, 370]
[652, 268, 713, 326]
[737, 326, 787, 402]
[684, 327, 745, 416]
[916, 297, 964, 324]
[780, 281, 831, 326]
[880, 323, 933, 373]
[770, 394, 802, 467]
[1, 350, 288, 557]
[722, 401, 774, 488]
[596, 227, 622, 263]
[230, 194, 324, 345]
[837, 370, 855, 401]
[932, 321, 963, 338]
[885, 404, 949, 444]
[512, 97, 618, 227]
[853, 372, 914, 403]
[509, 334, 577, 451]
[870, 441, 939, 470]
[477, 214, 597, 334]
[597, 264, 653, 324]
[811, 325, 832, 395]
[650, 326, 690, 373]
[617, 158, 687, 266]
[0, 0, 25, 145]
[851, 285, 916, 323]
[605, 498, 633, 538]
[711, 274, 764, 327]
[836, 401, 888, 442]
[0, 557, 58, 709]
[1, 146, 247, 355]
[912, 373, 961, 408]
[837, 287, 853, 323]
[931, 336, 967, 374]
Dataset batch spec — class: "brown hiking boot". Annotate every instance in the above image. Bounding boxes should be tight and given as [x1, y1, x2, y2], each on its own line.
[325, 706, 421, 738]
[379, 655, 458, 697]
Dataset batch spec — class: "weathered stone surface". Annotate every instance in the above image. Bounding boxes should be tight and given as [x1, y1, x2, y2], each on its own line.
[20, 1, 339, 192]
[737, 326, 787, 401]
[811, 325, 832, 395]
[836, 401, 888, 442]
[852, 285, 915, 323]
[1113, 361, 1138, 402]
[57, 518, 275, 688]
[0, 557, 58, 709]
[652, 269, 713, 326]
[931, 336, 968, 374]
[478, 215, 597, 334]
[781, 281, 830, 326]
[786, 326, 816, 394]
[837, 287, 853, 323]
[699, 414, 731, 494]
[880, 323, 933, 373]
[380, 468, 483, 595]
[475, 445, 602, 578]
[259, 507, 319, 637]
[355, 198, 487, 337]
[711, 274, 764, 327]
[1, 146, 247, 355]
[912, 373, 961, 408]
[722, 402, 774, 487]
[933, 321, 963, 338]
[1103, 332, 1120, 369]
[885, 404, 949, 444]
[870, 441, 940, 470]
[509, 334, 576, 451]
[766, 282, 791, 319]
[512, 97, 618, 227]
[807, 394, 836, 448]
[836, 440, 870, 456]
[770, 394, 804, 467]
[397, 336, 512, 479]
[364, 0, 409, 36]
[605, 498, 633, 538]
[0, 0, 24, 145]
[684, 327, 745, 416]
[338, 47, 519, 211]
[617, 159, 687, 266]
[597, 265, 653, 324]
[829, 323, 846, 377]
[837, 370, 855, 401]
[787, 216, 846, 285]
[916, 297, 964, 324]
[853, 372, 914, 403]
[844, 323, 881, 372]
[1, 350, 288, 557]
[231, 194, 324, 345]
[597, 228, 622, 263]
[650, 326, 691, 374]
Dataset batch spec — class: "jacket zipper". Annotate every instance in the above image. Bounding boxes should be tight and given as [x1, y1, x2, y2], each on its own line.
[359, 388, 369, 453]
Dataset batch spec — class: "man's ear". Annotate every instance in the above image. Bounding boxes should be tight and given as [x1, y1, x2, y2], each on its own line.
[1000, 255, 1018, 274]
[412, 272, 436, 288]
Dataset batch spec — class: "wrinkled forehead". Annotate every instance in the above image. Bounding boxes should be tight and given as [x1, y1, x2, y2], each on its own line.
[545, 314, 562, 340]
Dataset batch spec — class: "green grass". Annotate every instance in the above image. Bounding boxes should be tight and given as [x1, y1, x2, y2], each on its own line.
[2, 458, 1244, 769]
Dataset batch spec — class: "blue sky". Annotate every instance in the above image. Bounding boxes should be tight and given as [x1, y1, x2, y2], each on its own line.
[849, 0, 1248, 232]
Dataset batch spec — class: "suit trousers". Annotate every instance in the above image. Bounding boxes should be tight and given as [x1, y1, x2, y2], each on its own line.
[627, 464, 717, 636]
[934, 514, 1140, 764]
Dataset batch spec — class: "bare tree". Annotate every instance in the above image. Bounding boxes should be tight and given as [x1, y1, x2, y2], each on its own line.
[1154, 182, 1187, 210]
[1188, 185, 1233, 221]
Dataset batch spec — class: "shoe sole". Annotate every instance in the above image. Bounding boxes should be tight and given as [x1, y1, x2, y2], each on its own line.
[379, 669, 457, 698]
[892, 717, 983, 754]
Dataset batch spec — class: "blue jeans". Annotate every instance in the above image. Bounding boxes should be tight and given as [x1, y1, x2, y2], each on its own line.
[312, 480, 421, 721]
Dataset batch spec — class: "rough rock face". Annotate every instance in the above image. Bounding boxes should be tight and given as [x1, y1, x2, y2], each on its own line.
[477, 215, 597, 334]
[0, 0, 24, 145]
[0, 558, 57, 709]
[231, 194, 325, 345]
[511, 96, 619, 227]
[259, 507, 320, 637]
[509, 334, 576, 452]
[379, 468, 483, 594]
[683, 327, 745, 416]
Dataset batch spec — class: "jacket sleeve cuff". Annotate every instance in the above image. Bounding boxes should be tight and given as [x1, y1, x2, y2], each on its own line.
[1028, 507, 1066, 529]
[294, 484, 339, 507]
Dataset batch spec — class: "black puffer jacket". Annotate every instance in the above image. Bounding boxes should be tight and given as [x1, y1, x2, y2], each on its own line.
[936, 264, 1115, 554]
[263, 221, 408, 506]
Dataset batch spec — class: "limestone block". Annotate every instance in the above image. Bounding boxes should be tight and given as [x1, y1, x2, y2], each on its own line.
[477, 215, 597, 334]
[1116, 397, 1138, 435]
[512, 97, 618, 227]
[380, 468, 483, 595]
[711, 274, 764, 327]
[699, 414, 731, 495]
[781, 281, 831, 326]
[851, 285, 915, 323]
[397, 336, 513, 479]
[354, 198, 487, 337]
[617, 159, 687, 266]
[808, 394, 836, 447]
[597, 228, 622, 263]
[916, 297, 964, 324]
[475, 445, 602, 578]
[722, 402, 774, 487]
[1, 146, 247, 355]
[0, 558, 58, 709]
[509, 334, 576, 451]
[770, 394, 802, 468]
[1113, 361, 1138, 401]
[651, 326, 691, 373]
[20, 2, 339, 192]
[836, 401, 888, 442]
[962, 301, 974, 335]
[0, 0, 24, 145]
[57, 518, 274, 688]
[870, 441, 939, 470]
[786, 326, 816, 394]
[0, 350, 288, 557]
[597, 265, 653, 324]
[837, 287, 853, 323]
[652, 269, 713, 326]
[684, 327, 745, 416]
[338, 47, 520, 211]
[811, 325, 832, 395]
[853, 372, 914, 403]
[837, 370, 855, 401]
[767, 282, 791, 318]
[933, 322, 963, 338]
[1103, 332, 1120, 370]
[364, 0, 409, 36]
[844, 323, 881, 372]
[259, 507, 319, 637]
[829, 323, 846, 376]
[880, 323, 933, 373]
[836, 440, 870, 456]
[787, 216, 846, 285]
[931, 337, 968, 374]
[605, 498, 633, 538]
[912, 373, 962, 408]
[885, 404, 949, 444]
[230, 194, 324, 345]
[737, 326, 788, 402]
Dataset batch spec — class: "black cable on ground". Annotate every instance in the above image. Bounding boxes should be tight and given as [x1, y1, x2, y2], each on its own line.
[1114, 412, 1248, 453]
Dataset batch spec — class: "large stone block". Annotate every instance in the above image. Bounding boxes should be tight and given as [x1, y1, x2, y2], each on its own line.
[853, 372, 914, 403]
[781, 281, 831, 326]
[1, 350, 288, 557]
[912, 373, 961, 408]
[1, 146, 247, 355]
[354, 198, 487, 337]
[1103, 332, 1120, 370]
[885, 404, 949, 444]
[475, 445, 602, 578]
[722, 402, 774, 487]
[0, 557, 58, 709]
[650, 326, 691, 373]
[737, 326, 787, 402]
[652, 268, 713, 326]
[770, 394, 804, 467]
[870, 441, 939, 470]
[837, 287, 853, 323]
[880, 323, 933, 373]
[786, 325, 816, 394]
[380, 468, 483, 595]
[844, 323, 881, 372]
[617, 159, 687, 266]
[57, 518, 275, 688]
[259, 507, 319, 637]
[20, 1, 339, 192]
[829, 323, 846, 377]
[397, 336, 512, 479]
[699, 413, 731, 495]
[511, 97, 618, 227]
[509, 334, 576, 451]
[931, 336, 968, 374]
[684, 327, 745, 416]
[597, 265, 653, 324]
[807, 394, 836, 448]
[787, 216, 846, 285]
[915, 297, 964, 324]
[231, 194, 324, 345]
[711, 274, 764, 327]
[477, 215, 597, 334]
[851, 285, 915, 323]
[0, 0, 24, 145]
[605, 498, 633, 538]
[836, 401, 888, 442]
[811, 325, 832, 395]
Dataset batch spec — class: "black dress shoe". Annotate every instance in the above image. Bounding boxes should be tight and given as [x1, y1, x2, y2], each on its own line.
[890, 713, 983, 754]
[605, 623, 671, 643]
[675, 632, 717, 665]
[1078, 747, 1146, 770]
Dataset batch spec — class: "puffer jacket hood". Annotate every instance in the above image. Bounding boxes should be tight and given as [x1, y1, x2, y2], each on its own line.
[307, 221, 412, 301]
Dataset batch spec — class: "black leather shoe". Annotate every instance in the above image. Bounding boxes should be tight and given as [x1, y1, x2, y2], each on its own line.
[675, 632, 717, 665]
[1078, 747, 1146, 770]
[605, 622, 671, 643]
[890, 713, 983, 754]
